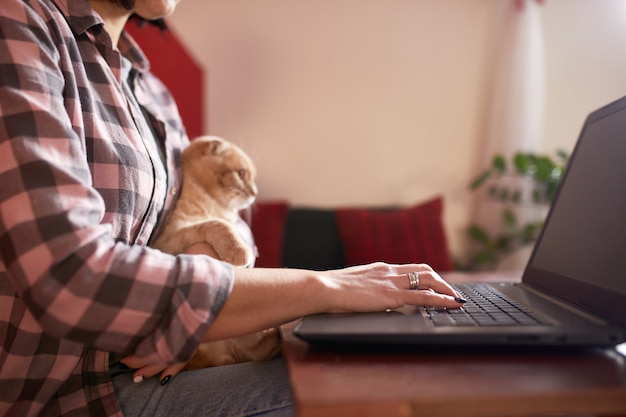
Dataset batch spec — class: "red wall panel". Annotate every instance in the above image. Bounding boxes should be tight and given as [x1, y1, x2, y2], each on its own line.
[125, 21, 205, 138]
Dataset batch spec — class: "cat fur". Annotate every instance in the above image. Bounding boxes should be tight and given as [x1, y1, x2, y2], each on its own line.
[152, 135, 281, 368]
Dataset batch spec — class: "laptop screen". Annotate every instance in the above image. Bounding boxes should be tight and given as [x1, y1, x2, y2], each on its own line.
[524, 97, 626, 326]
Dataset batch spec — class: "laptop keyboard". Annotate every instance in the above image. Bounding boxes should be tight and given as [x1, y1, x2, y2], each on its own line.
[425, 283, 554, 327]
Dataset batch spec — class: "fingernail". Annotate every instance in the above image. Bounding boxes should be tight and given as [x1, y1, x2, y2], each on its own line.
[454, 297, 467, 304]
[133, 375, 144, 384]
[160, 375, 172, 386]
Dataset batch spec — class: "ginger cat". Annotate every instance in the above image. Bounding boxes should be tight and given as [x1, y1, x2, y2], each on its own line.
[152, 136, 281, 368]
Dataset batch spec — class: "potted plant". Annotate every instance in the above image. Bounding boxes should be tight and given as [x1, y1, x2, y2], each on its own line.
[460, 149, 569, 270]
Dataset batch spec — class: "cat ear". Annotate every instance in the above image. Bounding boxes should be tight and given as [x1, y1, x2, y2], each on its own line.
[202, 138, 227, 156]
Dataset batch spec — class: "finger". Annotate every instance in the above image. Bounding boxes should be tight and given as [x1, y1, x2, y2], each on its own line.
[416, 270, 458, 296]
[131, 364, 165, 383]
[120, 355, 144, 369]
[158, 362, 187, 386]
[393, 268, 448, 292]
[394, 263, 435, 274]
[411, 290, 465, 309]
[337, 262, 391, 276]
[395, 264, 459, 297]
[121, 356, 170, 384]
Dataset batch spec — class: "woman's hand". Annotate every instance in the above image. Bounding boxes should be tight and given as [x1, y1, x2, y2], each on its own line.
[321, 262, 464, 313]
[119, 356, 187, 386]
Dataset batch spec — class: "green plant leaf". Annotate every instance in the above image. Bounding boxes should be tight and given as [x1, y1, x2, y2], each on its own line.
[467, 225, 490, 244]
[502, 208, 517, 229]
[469, 170, 492, 190]
[492, 155, 506, 173]
[495, 235, 512, 251]
[534, 156, 555, 182]
[473, 252, 497, 268]
[513, 153, 530, 174]
[536, 184, 545, 201]
[556, 149, 569, 162]
[520, 221, 543, 242]
[550, 166, 562, 180]
[464, 148, 570, 271]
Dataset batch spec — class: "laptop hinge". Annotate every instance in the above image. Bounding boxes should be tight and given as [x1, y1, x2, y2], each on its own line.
[519, 283, 610, 325]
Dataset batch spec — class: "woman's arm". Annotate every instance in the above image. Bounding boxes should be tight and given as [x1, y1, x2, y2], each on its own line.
[205, 263, 462, 341]
[184, 242, 462, 342]
[122, 246, 462, 383]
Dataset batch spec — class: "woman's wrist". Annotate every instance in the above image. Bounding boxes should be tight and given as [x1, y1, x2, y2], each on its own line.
[202, 268, 329, 340]
[298, 269, 338, 315]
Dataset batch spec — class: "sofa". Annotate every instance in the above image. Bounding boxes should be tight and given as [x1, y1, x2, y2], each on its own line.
[245, 196, 454, 272]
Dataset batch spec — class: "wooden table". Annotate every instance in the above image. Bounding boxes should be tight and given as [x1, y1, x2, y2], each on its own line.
[281, 271, 626, 417]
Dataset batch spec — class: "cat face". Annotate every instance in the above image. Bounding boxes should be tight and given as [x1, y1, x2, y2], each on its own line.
[184, 136, 258, 211]
[218, 160, 258, 210]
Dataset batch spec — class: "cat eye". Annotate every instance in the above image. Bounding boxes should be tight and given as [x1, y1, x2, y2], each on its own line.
[237, 169, 246, 179]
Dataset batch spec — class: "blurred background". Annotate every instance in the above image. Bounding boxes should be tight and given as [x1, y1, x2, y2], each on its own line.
[145, 0, 626, 264]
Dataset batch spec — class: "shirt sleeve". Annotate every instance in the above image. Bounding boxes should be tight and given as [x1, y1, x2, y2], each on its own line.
[0, 0, 233, 364]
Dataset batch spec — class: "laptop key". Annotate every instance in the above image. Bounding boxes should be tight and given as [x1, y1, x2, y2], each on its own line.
[427, 283, 557, 327]
[429, 312, 457, 326]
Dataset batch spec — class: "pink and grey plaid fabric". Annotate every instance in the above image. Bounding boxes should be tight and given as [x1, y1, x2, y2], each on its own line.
[0, 0, 234, 416]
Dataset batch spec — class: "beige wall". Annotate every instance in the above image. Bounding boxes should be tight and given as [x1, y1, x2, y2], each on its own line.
[168, 0, 626, 261]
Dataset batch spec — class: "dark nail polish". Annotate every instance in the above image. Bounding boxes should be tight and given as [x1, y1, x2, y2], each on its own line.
[454, 297, 467, 304]
[160, 375, 171, 386]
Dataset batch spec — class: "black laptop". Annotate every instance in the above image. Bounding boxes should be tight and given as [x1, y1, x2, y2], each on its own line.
[294, 96, 626, 348]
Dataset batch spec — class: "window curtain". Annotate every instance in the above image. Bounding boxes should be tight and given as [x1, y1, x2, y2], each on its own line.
[470, 0, 546, 269]
[483, 0, 545, 160]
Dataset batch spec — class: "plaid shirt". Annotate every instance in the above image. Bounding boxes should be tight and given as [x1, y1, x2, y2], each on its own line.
[0, 0, 235, 415]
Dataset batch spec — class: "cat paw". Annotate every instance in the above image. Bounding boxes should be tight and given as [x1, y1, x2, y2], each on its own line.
[221, 246, 254, 267]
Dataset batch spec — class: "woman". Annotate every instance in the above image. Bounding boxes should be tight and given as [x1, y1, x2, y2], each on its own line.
[0, 0, 464, 416]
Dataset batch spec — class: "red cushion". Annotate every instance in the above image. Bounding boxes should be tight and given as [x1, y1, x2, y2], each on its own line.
[248, 201, 289, 268]
[335, 197, 453, 271]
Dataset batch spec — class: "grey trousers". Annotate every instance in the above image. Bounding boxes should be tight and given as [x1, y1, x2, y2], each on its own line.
[110, 357, 294, 417]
